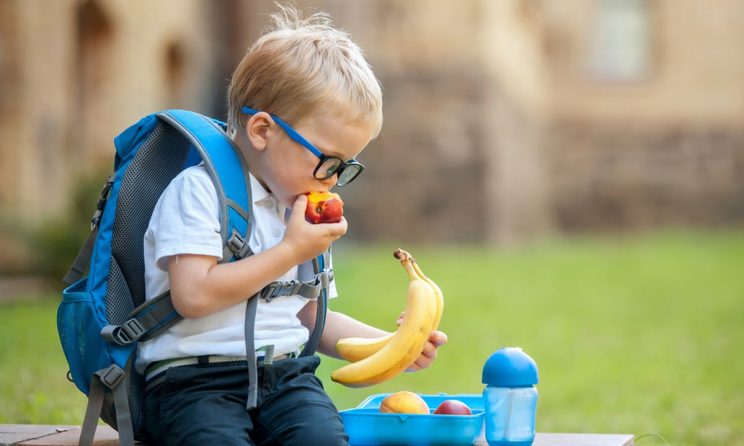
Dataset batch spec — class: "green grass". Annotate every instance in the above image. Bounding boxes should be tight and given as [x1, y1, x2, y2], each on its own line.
[1, 229, 742, 445]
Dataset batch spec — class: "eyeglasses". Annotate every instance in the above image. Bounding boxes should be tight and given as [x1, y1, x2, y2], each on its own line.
[241, 106, 364, 187]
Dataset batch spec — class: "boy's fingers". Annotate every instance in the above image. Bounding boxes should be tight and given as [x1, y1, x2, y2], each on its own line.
[288, 195, 313, 227]
[408, 344, 436, 371]
[324, 217, 348, 237]
[291, 195, 307, 216]
[421, 341, 437, 358]
[429, 330, 448, 347]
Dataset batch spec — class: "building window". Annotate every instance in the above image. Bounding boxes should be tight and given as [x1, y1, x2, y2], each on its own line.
[588, 0, 651, 82]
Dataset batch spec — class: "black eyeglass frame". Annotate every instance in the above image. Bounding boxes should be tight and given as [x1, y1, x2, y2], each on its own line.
[241, 106, 365, 187]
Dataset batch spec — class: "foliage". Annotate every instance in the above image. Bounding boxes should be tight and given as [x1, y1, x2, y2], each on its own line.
[1, 229, 742, 445]
[25, 168, 111, 284]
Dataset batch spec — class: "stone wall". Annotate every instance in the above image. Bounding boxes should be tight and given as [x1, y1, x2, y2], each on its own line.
[548, 122, 744, 232]
[342, 70, 488, 243]
[1, 0, 742, 254]
[0, 0, 226, 219]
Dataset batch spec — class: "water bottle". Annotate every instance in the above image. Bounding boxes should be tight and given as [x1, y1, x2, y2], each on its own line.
[482, 347, 539, 446]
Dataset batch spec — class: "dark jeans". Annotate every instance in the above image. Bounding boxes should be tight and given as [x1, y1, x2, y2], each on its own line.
[143, 355, 349, 446]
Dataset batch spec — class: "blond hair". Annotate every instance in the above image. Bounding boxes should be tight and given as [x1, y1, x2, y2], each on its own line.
[227, 4, 383, 139]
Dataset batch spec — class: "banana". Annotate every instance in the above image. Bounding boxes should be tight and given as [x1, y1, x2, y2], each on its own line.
[335, 252, 444, 362]
[331, 249, 438, 387]
[412, 259, 444, 330]
[335, 333, 393, 362]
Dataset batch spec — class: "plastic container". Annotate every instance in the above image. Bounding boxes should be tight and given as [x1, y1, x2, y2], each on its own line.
[482, 347, 539, 446]
[356, 392, 484, 412]
[340, 393, 484, 446]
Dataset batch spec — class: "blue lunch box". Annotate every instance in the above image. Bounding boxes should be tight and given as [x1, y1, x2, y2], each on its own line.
[340, 393, 484, 446]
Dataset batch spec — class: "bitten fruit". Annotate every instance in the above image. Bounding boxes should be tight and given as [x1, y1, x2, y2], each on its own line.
[379, 391, 429, 415]
[305, 191, 344, 224]
[433, 399, 472, 415]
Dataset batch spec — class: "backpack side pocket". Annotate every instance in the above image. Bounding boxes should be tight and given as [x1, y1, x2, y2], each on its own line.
[58, 278, 110, 395]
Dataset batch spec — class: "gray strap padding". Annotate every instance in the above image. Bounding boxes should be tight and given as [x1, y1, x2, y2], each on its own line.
[244, 294, 259, 410]
[224, 229, 254, 262]
[111, 375, 134, 446]
[244, 254, 332, 410]
[129, 291, 182, 341]
[259, 270, 333, 302]
[100, 291, 183, 346]
[79, 365, 133, 446]
[79, 374, 104, 446]
[226, 198, 251, 222]
[63, 226, 97, 285]
[301, 254, 329, 357]
[64, 175, 114, 285]
[301, 288, 327, 357]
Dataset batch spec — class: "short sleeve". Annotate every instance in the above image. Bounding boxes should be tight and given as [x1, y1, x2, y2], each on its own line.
[146, 168, 223, 270]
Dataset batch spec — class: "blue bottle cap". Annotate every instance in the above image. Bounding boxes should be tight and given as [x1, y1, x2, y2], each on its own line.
[482, 347, 539, 387]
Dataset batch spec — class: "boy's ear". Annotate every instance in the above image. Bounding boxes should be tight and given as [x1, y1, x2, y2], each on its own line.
[245, 112, 274, 151]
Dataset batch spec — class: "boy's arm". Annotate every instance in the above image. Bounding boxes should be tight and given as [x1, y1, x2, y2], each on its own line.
[168, 195, 346, 318]
[298, 303, 448, 371]
[298, 304, 390, 358]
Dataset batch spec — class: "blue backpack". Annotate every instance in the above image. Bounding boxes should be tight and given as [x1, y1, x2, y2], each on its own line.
[58, 110, 332, 446]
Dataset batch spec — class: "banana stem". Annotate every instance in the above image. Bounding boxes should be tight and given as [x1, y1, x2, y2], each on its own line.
[394, 249, 418, 280]
[393, 248, 408, 261]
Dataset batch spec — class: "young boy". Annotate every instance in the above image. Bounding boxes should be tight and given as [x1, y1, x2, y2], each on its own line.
[138, 5, 447, 445]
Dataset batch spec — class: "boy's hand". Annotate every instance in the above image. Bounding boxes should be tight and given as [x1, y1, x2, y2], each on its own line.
[407, 330, 448, 372]
[393, 312, 447, 371]
[282, 194, 347, 264]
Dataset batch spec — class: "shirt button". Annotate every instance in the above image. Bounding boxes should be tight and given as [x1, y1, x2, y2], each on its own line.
[272, 228, 281, 238]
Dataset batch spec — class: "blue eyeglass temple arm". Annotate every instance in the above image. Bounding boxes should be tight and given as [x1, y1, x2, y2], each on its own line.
[241, 106, 324, 158]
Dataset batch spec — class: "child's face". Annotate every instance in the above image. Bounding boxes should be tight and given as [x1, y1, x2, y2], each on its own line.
[254, 109, 375, 208]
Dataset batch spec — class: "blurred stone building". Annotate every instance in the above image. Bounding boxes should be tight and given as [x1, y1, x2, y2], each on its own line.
[0, 0, 225, 218]
[1, 0, 742, 250]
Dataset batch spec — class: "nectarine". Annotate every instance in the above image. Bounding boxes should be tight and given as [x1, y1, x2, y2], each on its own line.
[305, 191, 343, 224]
[379, 391, 429, 415]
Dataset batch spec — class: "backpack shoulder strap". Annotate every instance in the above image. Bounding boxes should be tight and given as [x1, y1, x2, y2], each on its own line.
[244, 249, 331, 410]
[64, 110, 252, 286]
[300, 251, 330, 357]
[100, 110, 253, 347]
[157, 110, 254, 261]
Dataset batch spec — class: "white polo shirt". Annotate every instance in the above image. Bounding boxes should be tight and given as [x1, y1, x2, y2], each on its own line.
[135, 164, 335, 372]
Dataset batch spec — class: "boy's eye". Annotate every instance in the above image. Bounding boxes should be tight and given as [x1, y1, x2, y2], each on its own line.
[318, 158, 343, 178]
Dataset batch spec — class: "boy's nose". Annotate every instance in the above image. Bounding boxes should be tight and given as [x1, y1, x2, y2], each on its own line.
[320, 174, 338, 189]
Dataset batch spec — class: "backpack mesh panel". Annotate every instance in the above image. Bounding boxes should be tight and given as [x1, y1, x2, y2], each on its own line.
[106, 259, 131, 325]
[107, 122, 191, 323]
[105, 121, 192, 438]
[128, 371, 146, 437]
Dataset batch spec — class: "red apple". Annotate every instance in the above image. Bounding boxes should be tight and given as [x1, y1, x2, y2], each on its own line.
[305, 191, 344, 224]
[434, 400, 472, 415]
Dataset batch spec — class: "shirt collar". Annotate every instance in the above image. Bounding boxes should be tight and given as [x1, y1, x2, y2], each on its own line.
[248, 173, 278, 208]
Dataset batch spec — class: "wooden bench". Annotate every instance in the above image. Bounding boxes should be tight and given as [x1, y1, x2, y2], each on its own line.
[0, 424, 634, 445]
